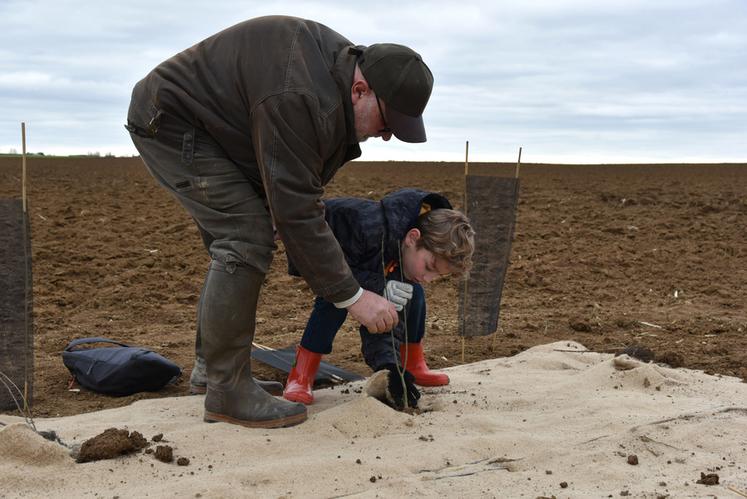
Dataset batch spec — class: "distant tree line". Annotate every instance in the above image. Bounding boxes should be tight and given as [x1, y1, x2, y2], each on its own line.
[1, 150, 138, 158]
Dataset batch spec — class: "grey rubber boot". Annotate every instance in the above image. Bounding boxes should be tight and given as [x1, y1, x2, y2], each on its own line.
[188, 354, 208, 394]
[190, 295, 283, 396]
[189, 353, 283, 396]
[200, 260, 306, 428]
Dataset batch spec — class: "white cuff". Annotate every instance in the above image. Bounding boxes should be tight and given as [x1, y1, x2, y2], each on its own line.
[334, 287, 363, 309]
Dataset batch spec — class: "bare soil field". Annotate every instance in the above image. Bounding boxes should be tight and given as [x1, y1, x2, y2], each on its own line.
[0, 157, 745, 417]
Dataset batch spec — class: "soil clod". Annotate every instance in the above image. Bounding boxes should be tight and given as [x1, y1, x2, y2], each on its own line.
[154, 445, 174, 463]
[569, 317, 593, 332]
[76, 428, 148, 463]
[695, 472, 719, 485]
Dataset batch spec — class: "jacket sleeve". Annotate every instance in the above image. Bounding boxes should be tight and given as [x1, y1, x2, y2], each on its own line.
[342, 223, 386, 294]
[351, 241, 403, 296]
[349, 240, 386, 293]
[353, 268, 386, 294]
[360, 324, 401, 371]
[251, 93, 359, 303]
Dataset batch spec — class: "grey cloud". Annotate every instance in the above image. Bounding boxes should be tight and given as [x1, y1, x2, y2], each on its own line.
[0, 0, 745, 161]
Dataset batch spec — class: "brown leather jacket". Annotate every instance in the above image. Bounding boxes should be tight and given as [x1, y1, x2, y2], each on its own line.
[131, 16, 363, 303]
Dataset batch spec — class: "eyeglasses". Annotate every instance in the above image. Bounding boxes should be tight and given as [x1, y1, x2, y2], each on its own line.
[375, 96, 393, 135]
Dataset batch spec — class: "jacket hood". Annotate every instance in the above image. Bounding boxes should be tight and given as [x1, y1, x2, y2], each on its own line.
[380, 188, 452, 263]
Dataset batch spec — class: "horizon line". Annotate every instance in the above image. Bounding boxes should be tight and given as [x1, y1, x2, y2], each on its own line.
[1, 153, 745, 167]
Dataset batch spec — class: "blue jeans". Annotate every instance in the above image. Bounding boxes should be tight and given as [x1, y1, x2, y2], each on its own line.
[300, 283, 426, 371]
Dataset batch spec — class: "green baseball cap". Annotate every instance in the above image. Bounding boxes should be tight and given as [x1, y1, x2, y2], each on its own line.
[358, 43, 433, 143]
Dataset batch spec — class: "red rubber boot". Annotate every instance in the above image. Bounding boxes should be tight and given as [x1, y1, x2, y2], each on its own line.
[400, 342, 449, 386]
[283, 346, 322, 405]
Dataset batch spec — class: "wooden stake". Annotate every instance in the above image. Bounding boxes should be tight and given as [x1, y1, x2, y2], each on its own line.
[515, 146, 522, 179]
[21, 122, 30, 413]
[464, 140, 470, 177]
[461, 140, 470, 362]
[490, 147, 522, 350]
[22, 122, 27, 213]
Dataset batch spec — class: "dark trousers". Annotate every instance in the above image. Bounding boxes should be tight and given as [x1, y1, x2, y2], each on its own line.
[300, 283, 426, 371]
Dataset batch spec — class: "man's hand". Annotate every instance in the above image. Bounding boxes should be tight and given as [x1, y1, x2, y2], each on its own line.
[347, 290, 398, 333]
[385, 280, 413, 312]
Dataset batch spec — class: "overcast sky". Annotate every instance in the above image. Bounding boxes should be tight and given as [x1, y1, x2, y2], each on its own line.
[1, 0, 745, 163]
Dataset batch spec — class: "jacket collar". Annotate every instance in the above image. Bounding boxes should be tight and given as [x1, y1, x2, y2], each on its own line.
[331, 45, 365, 148]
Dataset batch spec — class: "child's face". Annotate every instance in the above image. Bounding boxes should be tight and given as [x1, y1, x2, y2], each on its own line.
[400, 229, 453, 284]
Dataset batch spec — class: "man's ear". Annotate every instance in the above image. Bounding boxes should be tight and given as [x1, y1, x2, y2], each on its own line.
[351, 79, 370, 104]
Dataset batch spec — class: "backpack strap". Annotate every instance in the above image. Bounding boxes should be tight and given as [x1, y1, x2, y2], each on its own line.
[64, 337, 131, 352]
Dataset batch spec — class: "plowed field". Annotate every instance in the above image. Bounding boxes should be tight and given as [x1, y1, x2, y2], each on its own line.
[0, 157, 744, 417]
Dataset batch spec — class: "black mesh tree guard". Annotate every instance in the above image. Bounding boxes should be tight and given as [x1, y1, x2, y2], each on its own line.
[0, 199, 33, 411]
[458, 176, 519, 337]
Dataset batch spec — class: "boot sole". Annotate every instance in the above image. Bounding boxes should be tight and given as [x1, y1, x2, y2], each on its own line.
[414, 377, 450, 387]
[204, 410, 307, 429]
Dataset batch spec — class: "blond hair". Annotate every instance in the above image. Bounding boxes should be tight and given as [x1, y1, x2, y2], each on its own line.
[415, 209, 475, 275]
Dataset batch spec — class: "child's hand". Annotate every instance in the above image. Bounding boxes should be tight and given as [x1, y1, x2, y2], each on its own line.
[381, 363, 420, 409]
[385, 280, 413, 312]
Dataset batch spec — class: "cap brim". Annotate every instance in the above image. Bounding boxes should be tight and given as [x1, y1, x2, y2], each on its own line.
[386, 106, 426, 143]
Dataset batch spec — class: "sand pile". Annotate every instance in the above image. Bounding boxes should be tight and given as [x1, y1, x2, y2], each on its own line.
[2, 341, 746, 498]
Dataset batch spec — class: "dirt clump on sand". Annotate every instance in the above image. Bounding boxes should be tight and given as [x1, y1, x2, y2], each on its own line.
[72, 426, 184, 465]
[76, 428, 148, 463]
[154, 445, 173, 463]
[0, 158, 745, 417]
[696, 472, 719, 485]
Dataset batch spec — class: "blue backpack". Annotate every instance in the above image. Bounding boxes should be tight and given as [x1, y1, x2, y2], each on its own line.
[62, 337, 181, 396]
